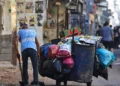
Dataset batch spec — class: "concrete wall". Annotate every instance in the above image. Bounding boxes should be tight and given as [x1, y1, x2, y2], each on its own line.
[0, 35, 12, 61]
[16, 0, 47, 46]
[2, 0, 12, 35]
[0, 1, 12, 61]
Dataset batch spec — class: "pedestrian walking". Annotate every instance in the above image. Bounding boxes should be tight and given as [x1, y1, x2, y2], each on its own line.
[15, 24, 40, 86]
[100, 21, 114, 52]
[118, 26, 120, 46]
[96, 25, 102, 36]
[113, 26, 119, 48]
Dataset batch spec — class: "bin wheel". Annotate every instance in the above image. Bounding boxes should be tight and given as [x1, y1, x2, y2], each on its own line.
[87, 82, 92, 86]
[56, 80, 67, 86]
[64, 80, 67, 86]
[56, 80, 61, 86]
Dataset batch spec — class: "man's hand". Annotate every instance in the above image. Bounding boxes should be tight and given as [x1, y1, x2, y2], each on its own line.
[17, 53, 20, 59]
[37, 52, 40, 59]
[35, 37, 40, 59]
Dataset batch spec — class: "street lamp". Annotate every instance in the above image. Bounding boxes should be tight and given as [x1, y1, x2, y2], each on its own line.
[55, 0, 61, 38]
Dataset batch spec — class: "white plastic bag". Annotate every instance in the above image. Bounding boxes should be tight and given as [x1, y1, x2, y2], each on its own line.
[59, 43, 71, 55]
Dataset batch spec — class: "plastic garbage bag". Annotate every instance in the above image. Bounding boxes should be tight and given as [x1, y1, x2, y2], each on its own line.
[43, 58, 62, 74]
[63, 56, 74, 69]
[56, 50, 71, 58]
[40, 44, 52, 58]
[96, 48, 115, 68]
[48, 44, 59, 58]
[59, 43, 71, 55]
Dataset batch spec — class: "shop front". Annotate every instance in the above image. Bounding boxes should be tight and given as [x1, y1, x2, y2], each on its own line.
[43, 0, 84, 43]
[43, 0, 69, 43]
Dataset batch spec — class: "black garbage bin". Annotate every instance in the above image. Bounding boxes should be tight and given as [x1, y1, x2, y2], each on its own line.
[51, 39, 61, 44]
[69, 43, 95, 83]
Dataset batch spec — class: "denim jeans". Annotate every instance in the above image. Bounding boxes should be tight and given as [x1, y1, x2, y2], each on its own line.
[22, 48, 38, 84]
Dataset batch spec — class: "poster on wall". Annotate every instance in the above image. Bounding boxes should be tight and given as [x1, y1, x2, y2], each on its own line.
[47, 19, 56, 28]
[70, 12, 80, 28]
[18, 17, 28, 27]
[17, 2, 24, 14]
[37, 14, 43, 26]
[25, 2, 33, 13]
[29, 15, 36, 26]
[35, 1, 43, 13]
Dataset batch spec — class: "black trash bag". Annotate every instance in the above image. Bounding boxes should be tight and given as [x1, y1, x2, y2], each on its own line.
[39, 44, 51, 77]
[98, 65, 108, 80]
[43, 58, 62, 74]
[38, 55, 47, 77]
[93, 56, 108, 80]
[63, 68, 71, 74]
[93, 55, 100, 78]
[93, 61, 100, 78]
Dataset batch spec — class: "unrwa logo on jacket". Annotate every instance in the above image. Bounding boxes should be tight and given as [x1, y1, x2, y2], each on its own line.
[21, 38, 35, 43]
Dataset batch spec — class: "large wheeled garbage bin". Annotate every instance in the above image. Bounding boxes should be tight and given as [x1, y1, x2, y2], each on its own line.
[69, 43, 95, 86]
[51, 38, 61, 44]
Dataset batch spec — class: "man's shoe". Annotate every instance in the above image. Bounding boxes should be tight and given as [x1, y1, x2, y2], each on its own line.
[31, 81, 39, 86]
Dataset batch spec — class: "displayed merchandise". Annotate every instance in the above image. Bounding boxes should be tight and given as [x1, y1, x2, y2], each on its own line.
[96, 48, 115, 68]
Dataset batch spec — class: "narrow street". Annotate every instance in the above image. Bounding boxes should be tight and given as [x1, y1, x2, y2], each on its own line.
[42, 49, 120, 86]
[0, 0, 120, 86]
[0, 49, 120, 86]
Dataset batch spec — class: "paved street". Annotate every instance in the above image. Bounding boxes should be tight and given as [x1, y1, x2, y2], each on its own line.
[41, 49, 120, 86]
[0, 49, 120, 86]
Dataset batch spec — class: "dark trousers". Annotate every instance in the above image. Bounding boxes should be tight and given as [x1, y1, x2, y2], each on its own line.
[102, 41, 113, 50]
[114, 37, 119, 48]
[22, 48, 38, 84]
